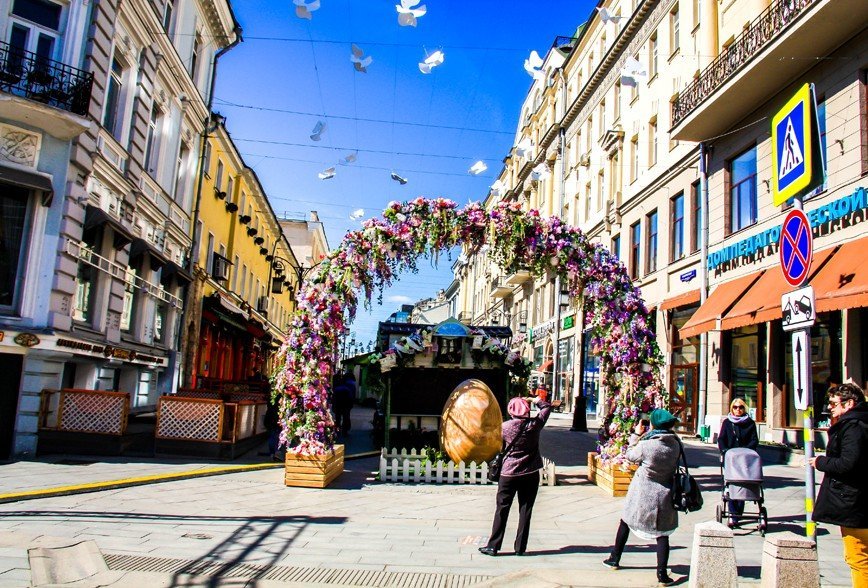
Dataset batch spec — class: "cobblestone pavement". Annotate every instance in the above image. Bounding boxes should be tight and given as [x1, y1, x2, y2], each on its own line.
[0, 411, 852, 587]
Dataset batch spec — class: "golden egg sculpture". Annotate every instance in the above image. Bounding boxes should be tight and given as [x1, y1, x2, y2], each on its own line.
[439, 379, 503, 464]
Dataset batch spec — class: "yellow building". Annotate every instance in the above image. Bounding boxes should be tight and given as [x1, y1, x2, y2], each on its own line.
[182, 114, 300, 389]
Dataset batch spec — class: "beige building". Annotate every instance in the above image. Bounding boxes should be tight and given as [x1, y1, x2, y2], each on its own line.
[458, 0, 868, 444]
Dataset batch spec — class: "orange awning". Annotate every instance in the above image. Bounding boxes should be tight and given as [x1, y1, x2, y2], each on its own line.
[812, 236, 868, 313]
[679, 272, 762, 339]
[540, 360, 554, 372]
[720, 246, 836, 331]
[660, 289, 701, 311]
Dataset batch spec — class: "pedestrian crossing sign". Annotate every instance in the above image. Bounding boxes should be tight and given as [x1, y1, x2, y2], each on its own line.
[771, 83, 824, 206]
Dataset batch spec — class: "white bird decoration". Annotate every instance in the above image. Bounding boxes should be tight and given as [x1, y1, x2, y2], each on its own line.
[341, 152, 358, 164]
[468, 160, 488, 175]
[390, 172, 408, 185]
[349, 208, 365, 221]
[596, 6, 623, 24]
[620, 56, 648, 87]
[396, 0, 427, 27]
[293, 0, 320, 20]
[318, 166, 335, 180]
[531, 162, 551, 181]
[515, 137, 534, 160]
[523, 50, 544, 80]
[310, 120, 326, 141]
[418, 50, 444, 74]
[350, 44, 373, 73]
[490, 180, 505, 197]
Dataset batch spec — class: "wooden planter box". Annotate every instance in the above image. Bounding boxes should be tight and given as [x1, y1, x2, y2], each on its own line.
[285, 444, 345, 488]
[587, 451, 637, 497]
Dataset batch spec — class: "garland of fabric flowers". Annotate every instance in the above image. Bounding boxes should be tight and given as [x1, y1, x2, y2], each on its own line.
[272, 197, 667, 461]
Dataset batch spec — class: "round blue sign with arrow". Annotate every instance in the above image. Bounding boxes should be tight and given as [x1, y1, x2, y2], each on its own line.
[779, 209, 813, 287]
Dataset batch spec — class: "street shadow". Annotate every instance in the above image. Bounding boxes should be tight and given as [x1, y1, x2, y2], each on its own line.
[525, 544, 687, 557]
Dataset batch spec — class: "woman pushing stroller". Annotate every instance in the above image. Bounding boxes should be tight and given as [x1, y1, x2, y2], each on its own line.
[718, 398, 760, 527]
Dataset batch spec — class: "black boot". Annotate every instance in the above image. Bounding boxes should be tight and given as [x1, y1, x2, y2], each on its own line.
[657, 570, 675, 585]
[602, 556, 620, 569]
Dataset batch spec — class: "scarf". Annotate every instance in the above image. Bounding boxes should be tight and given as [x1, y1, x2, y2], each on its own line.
[727, 413, 750, 424]
[640, 428, 673, 441]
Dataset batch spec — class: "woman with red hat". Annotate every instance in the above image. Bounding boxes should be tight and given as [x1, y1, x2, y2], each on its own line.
[479, 395, 552, 557]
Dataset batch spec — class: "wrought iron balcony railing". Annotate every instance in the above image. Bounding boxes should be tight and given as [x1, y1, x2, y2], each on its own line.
[0, 41, 94, 116]
[672, 0, 817, 127]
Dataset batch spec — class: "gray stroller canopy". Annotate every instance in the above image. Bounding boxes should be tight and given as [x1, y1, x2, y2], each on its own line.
[724, 447, 763, 483]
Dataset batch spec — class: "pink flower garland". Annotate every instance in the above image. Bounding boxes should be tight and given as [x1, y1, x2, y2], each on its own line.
[273, 198, 667, 460]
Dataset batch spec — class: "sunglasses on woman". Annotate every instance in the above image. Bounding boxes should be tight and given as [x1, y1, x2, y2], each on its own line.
[732, 405, 746, 411]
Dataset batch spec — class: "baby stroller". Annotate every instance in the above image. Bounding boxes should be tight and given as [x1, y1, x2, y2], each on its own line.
[715, 447, 769, 535]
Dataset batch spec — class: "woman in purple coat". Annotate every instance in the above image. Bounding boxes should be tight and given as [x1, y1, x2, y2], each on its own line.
[479, 396, 552, 556]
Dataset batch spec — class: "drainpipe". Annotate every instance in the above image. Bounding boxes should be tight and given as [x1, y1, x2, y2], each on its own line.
[697, 142, 710, 437]
[551, 68, 568, 408]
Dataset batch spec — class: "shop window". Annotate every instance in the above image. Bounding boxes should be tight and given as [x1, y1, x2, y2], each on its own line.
[782, 312, 841, 428]
[726, 324, 767, 421]
[727, 146, 757, 233]
[0, 185, 32, 313]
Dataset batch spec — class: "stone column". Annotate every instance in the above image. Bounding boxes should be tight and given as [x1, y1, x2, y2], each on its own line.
[688, 521, 738, 588]
[760, 532, 819, 588]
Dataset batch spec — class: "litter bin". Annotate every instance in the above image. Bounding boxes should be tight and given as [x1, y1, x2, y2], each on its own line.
[699, 424, 711, 442]
[570, 396, 588, 432]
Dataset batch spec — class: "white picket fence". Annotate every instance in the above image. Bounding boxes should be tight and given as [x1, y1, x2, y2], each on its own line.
[378, 448, 556, 486]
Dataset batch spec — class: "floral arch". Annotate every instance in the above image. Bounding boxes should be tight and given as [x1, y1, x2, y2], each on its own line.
[273, 197, 667, 460]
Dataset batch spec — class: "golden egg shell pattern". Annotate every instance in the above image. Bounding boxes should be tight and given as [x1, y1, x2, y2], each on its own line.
[439, 378, 503, 464]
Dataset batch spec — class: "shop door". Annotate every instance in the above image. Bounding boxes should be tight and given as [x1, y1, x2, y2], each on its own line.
[0, 354, 23, 459]
[670, 364, 698, 434]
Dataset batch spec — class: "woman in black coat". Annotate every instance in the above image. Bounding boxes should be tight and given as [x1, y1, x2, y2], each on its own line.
[809, 383, 868, 586]
[479, 396, 552, 557]
[717, 398, 759, 526]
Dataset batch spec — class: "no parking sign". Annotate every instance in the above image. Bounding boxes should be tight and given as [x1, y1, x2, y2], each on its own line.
[779, 208, 813, 287]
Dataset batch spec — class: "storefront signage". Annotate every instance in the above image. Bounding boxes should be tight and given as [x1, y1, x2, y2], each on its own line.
[55, 338, 165, 365]
[14, 333, 39, 347]
[772, 84, 824, 205]
[563, 315, 575, 329]
[529, 318, 555, 342]
[680, 269, 697, 283]
[709, 186, 867, 272]
[779, 209, 813, 287]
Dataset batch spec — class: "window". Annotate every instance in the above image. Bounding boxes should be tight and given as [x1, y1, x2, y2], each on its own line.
[162, 0, 175, 34]
[611, 234, 621, 260]
[670, 7, 680, 54]
[215, 160, 224, 191]
[648, 118, 657, 167]
[597, 169, 605, 211]
[232, 255, 240, 292]
[693, 0, 700, 27]
[203, 142, 212, 175]
[144, 105, 163, 176]
[691, 180, 701, 252]
[103, 58, 125, 140]
[153, 301, 168, 344]
[728, 146, 757, 233]
[613, 82, 621, 121]
[630, 221, 641, 280]
[173, 144, 189, 203]
[206, 233, 215, 274]
[120, 266, 137, 332]
[646, 210, 658, 274]
[649, 33, 658, 78]
[631, 54, 639, 101]
[226, 176, 234, 202]
[190, 33, 202, 81]
[631, 136, 639, 182]
[598, 100, 606, 134]
[671, 192, 684, 261]
[0, 185, 32, 312]
[8, 0, 62, 61]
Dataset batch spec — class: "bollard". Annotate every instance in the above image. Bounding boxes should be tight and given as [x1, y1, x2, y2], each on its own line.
[760, 532, 819, 588]
[688, 521, 738, 588]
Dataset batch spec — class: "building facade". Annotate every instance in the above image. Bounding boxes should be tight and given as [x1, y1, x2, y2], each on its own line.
[0, 0, 238, 458]
[458, 0, 868, 444]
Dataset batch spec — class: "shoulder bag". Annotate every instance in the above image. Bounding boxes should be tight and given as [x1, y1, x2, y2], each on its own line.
[487, 419, 531, 483]
[671, 436, 704, 512]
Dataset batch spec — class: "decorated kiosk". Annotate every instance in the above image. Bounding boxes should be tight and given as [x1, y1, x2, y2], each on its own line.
[272, 197, 667, 489]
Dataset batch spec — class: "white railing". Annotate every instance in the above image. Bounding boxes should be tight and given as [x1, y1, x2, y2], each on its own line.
[66, 240, 182, 308]
[379, 448, 556, 486]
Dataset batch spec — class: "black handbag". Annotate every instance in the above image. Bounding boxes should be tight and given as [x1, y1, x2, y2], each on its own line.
[671, 437, 704, 512]
[487, 420, 530, 482]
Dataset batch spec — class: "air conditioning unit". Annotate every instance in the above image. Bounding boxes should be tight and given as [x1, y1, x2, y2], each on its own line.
[256, 296, 269, 314]
[211, 254, 230, 281]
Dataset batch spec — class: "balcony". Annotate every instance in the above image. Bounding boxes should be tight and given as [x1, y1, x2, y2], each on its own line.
[670, 0, 864, 141]
[0, 41, 93, 139]
[490, 277, 513, 299]
[505, 269, 532, 286]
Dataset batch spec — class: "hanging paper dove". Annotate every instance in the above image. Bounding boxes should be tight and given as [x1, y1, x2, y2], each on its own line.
[390, 172, 408, 185]
[515, 137, 534, 160]
[350, 44, 373, 73]
[596, 7, 623, 24]
[620, 56, 648, 87]
[293, 0, 320, 20]
[349, 208, 364, 220]
[468, 160, 487, 175]
[341, 152, 358, 164]
[396, 0, 427, 27]
[418, 50, 444, 74]
[310, 120, 326, 141]
[490, 179, 505, 197]
[523, 50, 544, 80]
[318, 166, 335, 180]
[531, 162, 551, 181]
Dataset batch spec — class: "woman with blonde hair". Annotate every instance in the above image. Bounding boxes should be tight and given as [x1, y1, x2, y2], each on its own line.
[717, 397, 759, 527]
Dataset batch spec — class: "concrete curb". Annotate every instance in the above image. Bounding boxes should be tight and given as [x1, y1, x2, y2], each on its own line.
[0, 451, 378, 504]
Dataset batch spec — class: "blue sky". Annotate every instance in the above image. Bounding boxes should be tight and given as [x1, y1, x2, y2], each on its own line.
[214, 1, 594, 347]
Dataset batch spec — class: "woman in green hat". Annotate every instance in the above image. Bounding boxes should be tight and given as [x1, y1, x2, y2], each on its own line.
[602, 408, 681, 586]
